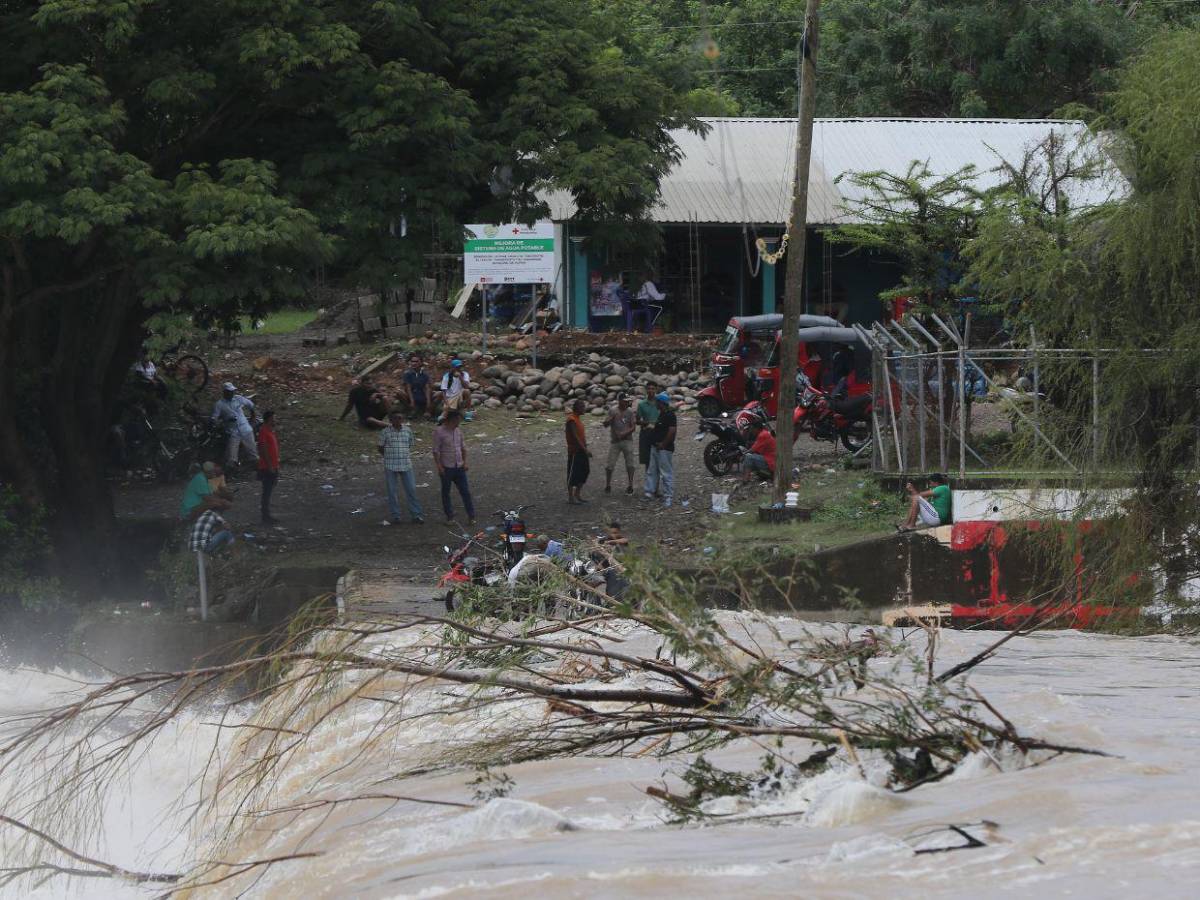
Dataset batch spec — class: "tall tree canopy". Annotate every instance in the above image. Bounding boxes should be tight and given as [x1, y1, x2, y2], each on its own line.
[0, 0, 696, 582]
[606, 0, 1196, 117]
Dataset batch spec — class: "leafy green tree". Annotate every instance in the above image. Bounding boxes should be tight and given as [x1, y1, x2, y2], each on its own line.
[602, 0, 1195, 118]
[964, 30, 1200, 609]
[821, 0, 1134, 117]
[830, 162, 982, 313]
[0, 0, 695, 586]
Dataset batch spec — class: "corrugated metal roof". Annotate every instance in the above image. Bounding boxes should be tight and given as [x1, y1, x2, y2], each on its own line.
[543, 117, 1127, 225]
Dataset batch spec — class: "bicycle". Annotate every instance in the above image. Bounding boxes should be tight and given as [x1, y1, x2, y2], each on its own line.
[158, 343, 210, 398]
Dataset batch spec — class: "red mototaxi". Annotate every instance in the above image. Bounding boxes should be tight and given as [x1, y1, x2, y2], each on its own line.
[698, 313, 850, 418]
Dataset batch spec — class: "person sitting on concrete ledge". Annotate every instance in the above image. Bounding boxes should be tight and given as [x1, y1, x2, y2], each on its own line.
[898, 474, 952, 531]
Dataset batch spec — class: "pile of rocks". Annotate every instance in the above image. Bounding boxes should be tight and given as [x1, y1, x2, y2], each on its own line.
[475, 352, 706, 414]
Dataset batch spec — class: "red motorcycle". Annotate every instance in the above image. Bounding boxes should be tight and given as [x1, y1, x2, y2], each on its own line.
[740, 372, 872, 453]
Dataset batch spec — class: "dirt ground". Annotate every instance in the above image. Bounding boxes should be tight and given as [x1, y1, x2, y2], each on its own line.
[116, 333, 845, 594]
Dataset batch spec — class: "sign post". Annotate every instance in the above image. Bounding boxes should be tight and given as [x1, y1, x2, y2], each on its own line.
[464, 223, 555, 352]
[464, 222, 556, 286]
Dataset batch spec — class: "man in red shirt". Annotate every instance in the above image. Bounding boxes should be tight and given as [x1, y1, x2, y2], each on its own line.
[256, 409, 281, 524]
[743, 423, 776, 482]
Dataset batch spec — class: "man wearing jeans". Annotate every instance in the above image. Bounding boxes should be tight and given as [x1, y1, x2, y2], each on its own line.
[378, 410, 423, 524]
[432, 409, 475, 524]
[188, 509, 234, 555]
[643, 392, 677, 508]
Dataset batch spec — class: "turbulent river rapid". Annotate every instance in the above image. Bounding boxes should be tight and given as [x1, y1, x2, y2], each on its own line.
[2, 618, 1199, 898]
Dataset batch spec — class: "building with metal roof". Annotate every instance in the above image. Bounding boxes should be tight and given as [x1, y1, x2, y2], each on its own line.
[551, 117, 1125, 331]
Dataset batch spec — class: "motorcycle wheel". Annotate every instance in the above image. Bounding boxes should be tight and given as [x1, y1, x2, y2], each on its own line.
[704, 439, 739, 477]
[697, 395, 723, 419]
[840, 421, 872, 452]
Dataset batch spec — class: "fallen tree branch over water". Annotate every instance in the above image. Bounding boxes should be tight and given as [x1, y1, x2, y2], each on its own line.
[0, 557, 1106, 893]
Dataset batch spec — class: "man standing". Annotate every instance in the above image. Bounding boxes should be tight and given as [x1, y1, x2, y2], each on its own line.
[636, 384, 660, 483]
[602, 393, 636, 494]
[432, 409, 475, 524]
[378, 410, 424, 524]
[401, 355, 434, 418]
[211, 383, 258, 469]
[644, 392, 677, 508]
[256, 409, 280, 524]
[439, 358, 472, 416]
[565, 399, 591, 505]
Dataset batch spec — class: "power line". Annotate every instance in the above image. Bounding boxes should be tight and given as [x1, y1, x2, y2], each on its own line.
[634, 19, 806, 31]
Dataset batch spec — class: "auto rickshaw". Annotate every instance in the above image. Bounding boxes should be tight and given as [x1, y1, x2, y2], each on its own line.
[696, 313, 839, 419]
[750, 325, 872, 418]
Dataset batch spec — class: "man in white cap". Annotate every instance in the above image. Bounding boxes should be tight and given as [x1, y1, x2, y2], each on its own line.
[211, 382, 258, 469]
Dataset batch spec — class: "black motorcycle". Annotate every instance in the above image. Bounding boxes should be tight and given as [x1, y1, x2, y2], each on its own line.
[496, 505, 533, 565]
[696, 414, 752, 477]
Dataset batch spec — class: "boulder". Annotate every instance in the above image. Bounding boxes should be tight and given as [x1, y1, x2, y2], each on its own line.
[484, 386, 505, 399]
[544, 366, 563, 382]
[604, 374, 625, 387]
[570, 372, 591, 388]
[505, 375, 523, 392]
[549, 397, 565, 411]
[484, 398, 502, 409]
[588, 352, 604, 363]
[481, 365, 504, 378]
[521, 384, 540, 398]
[538, 378, 557, 394]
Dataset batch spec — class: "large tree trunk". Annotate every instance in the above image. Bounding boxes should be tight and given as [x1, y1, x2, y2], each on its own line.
[0, 268, 146, 594]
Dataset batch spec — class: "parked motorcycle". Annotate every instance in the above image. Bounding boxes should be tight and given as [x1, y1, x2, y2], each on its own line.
[697, 413, 755, 476]
[440, 507, 539, 610]
[794, 373, 872, 452]
[496, 505, 533, 565]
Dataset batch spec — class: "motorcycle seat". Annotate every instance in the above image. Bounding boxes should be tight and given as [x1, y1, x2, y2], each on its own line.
[830, 393, 871, 418]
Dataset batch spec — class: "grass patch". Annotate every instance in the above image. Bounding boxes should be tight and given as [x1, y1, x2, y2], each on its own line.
[242, 309, 320, 335]
[697, 467, 901, 560]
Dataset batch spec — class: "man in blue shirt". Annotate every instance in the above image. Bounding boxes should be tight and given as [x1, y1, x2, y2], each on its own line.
[401, 355, 434, 418]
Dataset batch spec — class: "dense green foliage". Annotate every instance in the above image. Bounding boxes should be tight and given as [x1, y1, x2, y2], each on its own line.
[0, 0, 698, 587]
[962, 30, 1200, 607]
[610, 0, 1197, 117]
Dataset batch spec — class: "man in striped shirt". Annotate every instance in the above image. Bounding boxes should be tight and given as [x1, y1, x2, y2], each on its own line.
[378, 410, 424, 524]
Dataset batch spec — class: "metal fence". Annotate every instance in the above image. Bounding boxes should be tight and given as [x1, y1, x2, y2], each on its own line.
[853, 316, 1118, 478]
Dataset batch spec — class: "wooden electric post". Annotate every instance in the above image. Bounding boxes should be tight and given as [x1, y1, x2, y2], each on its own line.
[774, 0, 821, 503]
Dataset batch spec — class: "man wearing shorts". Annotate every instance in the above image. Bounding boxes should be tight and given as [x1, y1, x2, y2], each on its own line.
[439, 358, 471, 414]
[899, 474, 952, 531]
[602, 393, 636, 494]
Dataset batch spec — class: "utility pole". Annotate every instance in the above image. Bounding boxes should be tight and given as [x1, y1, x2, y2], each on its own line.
[774, 0, 821, 503]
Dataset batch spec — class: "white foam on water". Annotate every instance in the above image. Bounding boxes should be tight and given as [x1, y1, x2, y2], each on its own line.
[3, 625, 1200, 897]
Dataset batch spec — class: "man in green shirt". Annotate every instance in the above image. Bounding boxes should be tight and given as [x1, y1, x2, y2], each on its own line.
[180, 463, 231, 520]
[635, 384, 660, 472]
[899, 474, 952, 531]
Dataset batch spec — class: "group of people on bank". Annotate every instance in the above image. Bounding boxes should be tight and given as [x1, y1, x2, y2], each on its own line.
[175, 352, 952, 567]
[564, 385, 677, 507]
